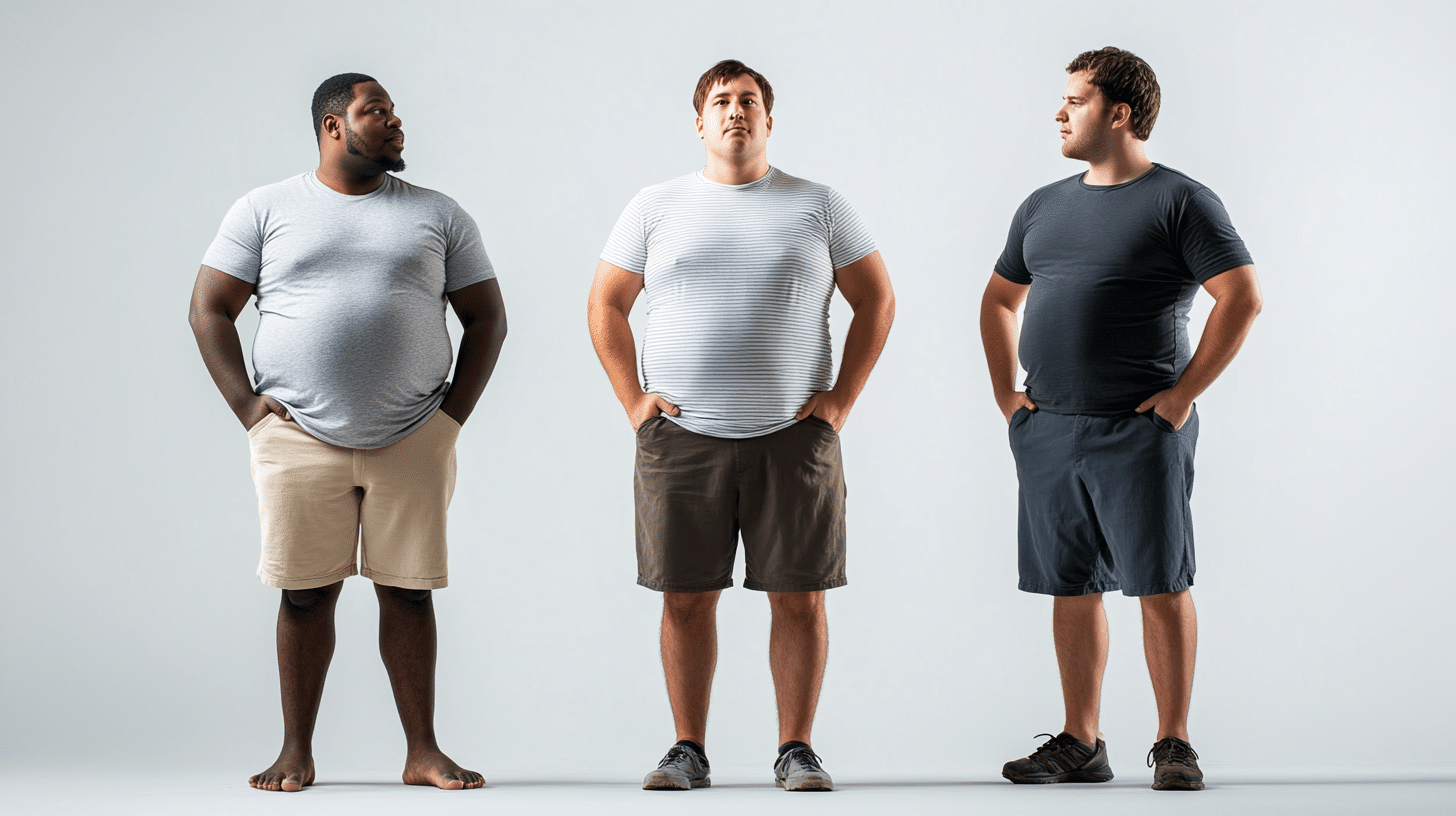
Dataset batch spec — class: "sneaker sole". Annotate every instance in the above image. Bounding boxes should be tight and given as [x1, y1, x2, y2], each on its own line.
[1152, 774, 1204, 791]
[1002, 769, 1115, 784]
[642, 772, 710, 790]
[776, 778, 834, 791]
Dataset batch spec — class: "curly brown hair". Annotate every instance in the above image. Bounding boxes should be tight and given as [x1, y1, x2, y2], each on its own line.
[692, 59, 774, 117]
[1066, 47, 1160, 141]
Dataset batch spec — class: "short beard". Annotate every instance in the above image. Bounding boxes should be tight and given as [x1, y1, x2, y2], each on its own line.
[345, 124, 406, 173]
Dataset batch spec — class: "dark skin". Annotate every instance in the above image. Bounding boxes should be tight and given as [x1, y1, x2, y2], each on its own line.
[187, 79, 506, 791]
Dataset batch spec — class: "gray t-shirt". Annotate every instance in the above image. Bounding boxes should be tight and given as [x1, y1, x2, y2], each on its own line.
[202, 172, 495, 448]
[995, 164, 1253, 414]
[601, 168, 877, 438]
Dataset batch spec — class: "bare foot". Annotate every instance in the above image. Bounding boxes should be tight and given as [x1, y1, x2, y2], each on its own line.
[402, 748, 485, 790]
[249, 749, 315, 792]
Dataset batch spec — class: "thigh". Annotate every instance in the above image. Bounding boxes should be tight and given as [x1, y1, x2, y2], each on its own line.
[248, 414, 362, 589]
[1009, 409, 1119, 596]
[356, 409, 460, 590]
[1079, 408, 1199, 597]
[634, 417, 739, 592]
[738, 417, 847, 593]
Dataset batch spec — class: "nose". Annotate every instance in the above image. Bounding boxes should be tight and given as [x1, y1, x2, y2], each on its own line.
[387, 111, 403, 128]
[1054, 104, 1068, 123]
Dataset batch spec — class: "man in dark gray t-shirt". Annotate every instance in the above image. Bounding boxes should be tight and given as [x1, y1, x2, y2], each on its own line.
[981, 48, 1263, 792]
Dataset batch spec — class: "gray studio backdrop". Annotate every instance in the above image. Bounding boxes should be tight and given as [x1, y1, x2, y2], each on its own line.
[2, 0, 1452, 779]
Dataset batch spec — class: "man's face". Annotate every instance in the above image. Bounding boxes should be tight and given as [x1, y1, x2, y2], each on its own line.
[696, 74, 772, 160]
[343, 81, 406, 173]
[1055, 71, 1117, 162]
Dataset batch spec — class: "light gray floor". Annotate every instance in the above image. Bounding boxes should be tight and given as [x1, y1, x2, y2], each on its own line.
[3, 767, 1451, 816]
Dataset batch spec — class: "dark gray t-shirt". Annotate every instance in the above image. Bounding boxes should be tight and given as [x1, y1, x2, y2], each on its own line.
[995, 164, 1253, 414]
[202, 172, 495, 448]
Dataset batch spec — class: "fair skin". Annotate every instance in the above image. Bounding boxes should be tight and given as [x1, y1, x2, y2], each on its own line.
[188, 79, 505, 792]
[587, 74, 895, 749]
[979, 70, 1263, 746]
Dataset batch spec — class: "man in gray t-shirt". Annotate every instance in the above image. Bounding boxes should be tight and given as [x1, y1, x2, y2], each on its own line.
[981, 49, 1263, 792]
[588, 60, 895, 792]
[189, 73, 506, 793]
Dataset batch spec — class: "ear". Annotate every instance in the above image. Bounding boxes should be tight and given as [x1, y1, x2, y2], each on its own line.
[765, 115, 773, 136]
[696, 115, 704, 140]
[1110, 102, 1132, 130]
[322, 112, 344, 142]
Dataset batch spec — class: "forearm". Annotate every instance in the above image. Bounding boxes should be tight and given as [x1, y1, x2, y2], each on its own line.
[831, 295, 895, 402]
[588, 307, 646, 408]
[189, 309, 257, 420]
[440, 313, 507, 424]
[980, 301, 1021, 400]
[1170, 294, 1261, 401]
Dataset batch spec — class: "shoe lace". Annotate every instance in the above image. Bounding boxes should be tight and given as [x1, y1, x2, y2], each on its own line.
[784, 746, 825, 771]
[1030, 732, 1077, 757]
[1147, 738, 1199, 768]
[659, 745, 697, 768]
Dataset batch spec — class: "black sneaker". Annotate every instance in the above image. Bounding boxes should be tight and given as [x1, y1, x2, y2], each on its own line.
[1148, 736, 1203, 791]
[774, 743, 834, 791]
[642, 741, 710, 790]
[1002, 732, 1115, 784]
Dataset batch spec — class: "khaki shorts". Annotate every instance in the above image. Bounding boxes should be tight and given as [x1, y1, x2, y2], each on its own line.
[247, 409, 460, 590]
[634, 416, 847, 593]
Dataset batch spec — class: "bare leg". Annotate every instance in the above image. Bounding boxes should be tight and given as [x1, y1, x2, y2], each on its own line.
[661, 591, 721, 744]
[767, 591, 828, 746]
[1053, 593, 1108, 745]
[1140, 589, 1197, 742]
[375, 584, 484, 790]
[250, 581, 343, 792]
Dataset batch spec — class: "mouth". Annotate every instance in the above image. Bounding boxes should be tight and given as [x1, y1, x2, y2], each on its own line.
[725, 126, 749, 134]
[388, 132, 405, 146]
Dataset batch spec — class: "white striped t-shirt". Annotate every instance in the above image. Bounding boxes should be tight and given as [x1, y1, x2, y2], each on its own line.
[601, 167, 876, 439]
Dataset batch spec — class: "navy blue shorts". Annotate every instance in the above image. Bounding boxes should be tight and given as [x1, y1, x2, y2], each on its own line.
[1007, 406, 1198, 597]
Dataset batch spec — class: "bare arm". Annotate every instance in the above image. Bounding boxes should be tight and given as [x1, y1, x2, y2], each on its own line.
[1136, 264, 1264, 428]
[587, 260, 679, 429]
[439, 278, 508, 426]
[794, 250, 896, 431]
[188, 264, 289, 429]
[979, 272, 1036, 423]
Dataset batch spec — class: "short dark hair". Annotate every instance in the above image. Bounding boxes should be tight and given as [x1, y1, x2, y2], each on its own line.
[1066, 48, 1160, 140]
[693, 59, 774, 116]
[311, 72, 376, 141]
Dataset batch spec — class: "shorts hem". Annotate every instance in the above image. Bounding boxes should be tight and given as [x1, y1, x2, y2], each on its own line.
[1118, 576, 1194, 597]
[638, 577, 734, 593]
[360, 568, 448, 590]
[743, 577, 847, 593]
[1018, 579, 1121, 597]
[259, 566, 357, 590]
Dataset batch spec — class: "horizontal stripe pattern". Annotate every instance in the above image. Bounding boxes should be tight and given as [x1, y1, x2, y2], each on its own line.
[602, 168, 875, 438]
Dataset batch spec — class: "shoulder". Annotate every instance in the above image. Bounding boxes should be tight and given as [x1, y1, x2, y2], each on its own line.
[234, 172, 312, 209]
[380, 174, 464, 211]
[1010, 173, 1081, 219]
[632, 172, 700, 204]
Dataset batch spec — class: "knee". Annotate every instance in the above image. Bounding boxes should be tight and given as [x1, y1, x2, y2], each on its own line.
[282, 586, 335, 610]
[768, 591, 825, 619]
[380, 585, 432, 604]
[1139, 589, 1190, 612]
[663, 591, 718, 621]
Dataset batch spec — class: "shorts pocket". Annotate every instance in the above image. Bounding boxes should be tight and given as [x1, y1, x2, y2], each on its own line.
[1008, 406, 1032, 432]
[435, 409, 462, 432]
[246, 413, 277, 437]
[1147, 410, 1181, 433]
[805, 415, 837, 433]
[635, 415, 664, 436]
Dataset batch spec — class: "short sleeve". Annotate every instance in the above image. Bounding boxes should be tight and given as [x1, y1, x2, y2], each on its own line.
[600, 194, 648, 273]
[1178, 189, 1254, 284]
[201, 194, 263, 283]
[825, 188, 877, 269]
[443, 203, 496, 292]
[994, 197, 1033, 285]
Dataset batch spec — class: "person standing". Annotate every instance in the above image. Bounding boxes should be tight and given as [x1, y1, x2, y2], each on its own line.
[588, 59, 895, 792]
[189, 73, 506, 792]
[981, 47, 1262, 791]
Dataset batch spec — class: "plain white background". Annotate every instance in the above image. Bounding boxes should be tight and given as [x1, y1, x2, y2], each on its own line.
[1, 0, 1452, 805]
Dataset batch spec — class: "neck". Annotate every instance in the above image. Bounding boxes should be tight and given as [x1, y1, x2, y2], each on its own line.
[314, 155, 388, 196]
[1081, 140, 1154, 186]
[702, 152, 770, 186]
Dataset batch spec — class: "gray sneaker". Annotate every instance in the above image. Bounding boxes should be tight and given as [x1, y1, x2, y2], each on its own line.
[1148, 736, 1204, 791]
[643, 741, 710, 790]
[1002, 732, 1115, 784]
[774, 744, 834, 791]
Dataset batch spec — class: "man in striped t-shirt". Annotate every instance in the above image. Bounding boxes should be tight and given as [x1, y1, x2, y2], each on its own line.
[588, 60, 895, 792]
